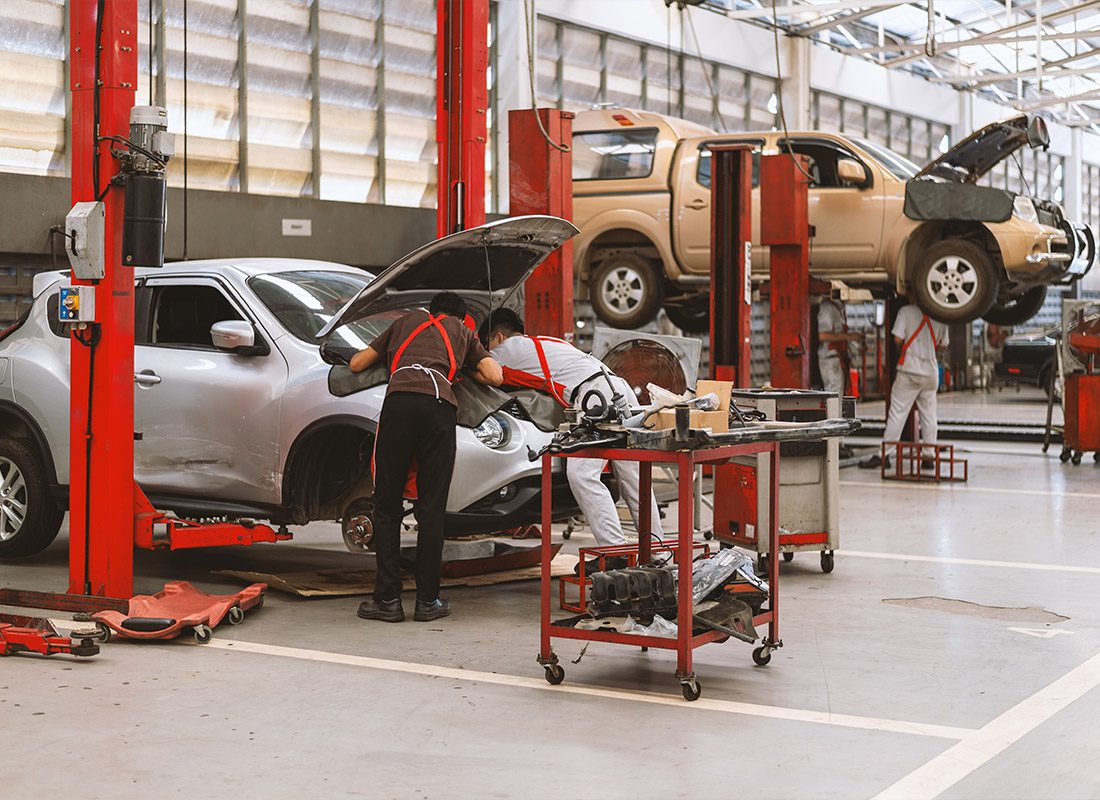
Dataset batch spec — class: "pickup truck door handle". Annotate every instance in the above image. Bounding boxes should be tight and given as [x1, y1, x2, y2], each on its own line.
[134, 370, 162, 386]
[686, 198, 708, 210]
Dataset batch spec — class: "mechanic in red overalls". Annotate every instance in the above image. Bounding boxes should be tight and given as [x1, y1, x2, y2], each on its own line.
[349, 292, 503, 623]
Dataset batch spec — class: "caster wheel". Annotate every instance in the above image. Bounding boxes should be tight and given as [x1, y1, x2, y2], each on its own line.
[752, 646, 772, 666]
[703, 530, 714, 541]
[227, 606, 245, 625]
[757, 555, 769, 576]
[681, 680, 702, 701]
[544, 664, 565, 685]
[1072, 452, 1083, 466]
[1094, 452, 1100, 463]
[562, 529, 572, 540]
[95, 621, 112, 643]
[193, 625, 214, 645]
[1060, 448, 1072, 463]
[782, 551, 794, 563]
[641, 646, 649, 653]
[820, 550, 835, 574]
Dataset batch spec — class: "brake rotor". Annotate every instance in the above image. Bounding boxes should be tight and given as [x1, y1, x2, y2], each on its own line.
[341, 498, 376, 553]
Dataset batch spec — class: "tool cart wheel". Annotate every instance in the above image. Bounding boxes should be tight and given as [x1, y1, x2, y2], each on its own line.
[94, 622, 112, 643]
[820, 550, 835, 573]
[756, 554, 769, 576]
[543, 664, 565, 685]
[703, 530, 714, 541]
[1094, 452, 1100, 463]
[227, 606, 245, 625]
[782, 551, 793, 562]
[1072, 451, 1083, 465]
[193, 625, 214, 644]
[752, 646, 772, 666]
[1060, 448, 1072, 463]
[680, 679, 702, 702]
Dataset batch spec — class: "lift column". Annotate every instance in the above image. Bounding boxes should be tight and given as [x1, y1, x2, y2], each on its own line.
[760, 153, 812, 388]
[436, 0, 489, 237]
[708, 144, 755, 385]
[508, 109, 575, 339]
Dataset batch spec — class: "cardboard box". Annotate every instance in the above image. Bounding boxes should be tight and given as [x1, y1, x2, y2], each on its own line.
[653, 409, 729, 433]
[696, 379, 733, 412]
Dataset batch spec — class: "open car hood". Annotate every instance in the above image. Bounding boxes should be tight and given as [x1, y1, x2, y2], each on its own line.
[317, 215, 578, 339]
[913, 115, 1049, 184]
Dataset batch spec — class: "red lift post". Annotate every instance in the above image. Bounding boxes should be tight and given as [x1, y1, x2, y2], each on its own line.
[508, 109, 575, 339]
[760, 153, 812, 389]
[436, 0, 488, 237]
[708, 144, 754, 385]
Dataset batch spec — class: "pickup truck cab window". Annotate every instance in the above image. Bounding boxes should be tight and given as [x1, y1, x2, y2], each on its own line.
[573, 128, 659, 181]
[778, 138, 872, 189]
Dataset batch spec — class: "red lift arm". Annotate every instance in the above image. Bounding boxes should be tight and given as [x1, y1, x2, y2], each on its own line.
[708, 144, 754, 385]
[436, 0, 488, 237]
[509, 109, 574, 339]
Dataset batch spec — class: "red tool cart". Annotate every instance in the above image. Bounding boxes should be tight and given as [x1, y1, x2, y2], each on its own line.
[538, 441, 781, 701]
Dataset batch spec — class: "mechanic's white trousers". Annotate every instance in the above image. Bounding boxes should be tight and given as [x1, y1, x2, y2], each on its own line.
[566, 457, 664, 547]
[820, 355, 845, 395]
[883, 369, 939, 445]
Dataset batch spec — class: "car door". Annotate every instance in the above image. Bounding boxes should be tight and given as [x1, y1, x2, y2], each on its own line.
[133, 275, 289, 506]
[780, 137, 884, 271]
[671, 136, 764, 275]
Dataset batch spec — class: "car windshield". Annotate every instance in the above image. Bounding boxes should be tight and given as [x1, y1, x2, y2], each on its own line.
[248, 269, 389, 349]
[573, 128, 659, 180]
[851, 138, 920, 180]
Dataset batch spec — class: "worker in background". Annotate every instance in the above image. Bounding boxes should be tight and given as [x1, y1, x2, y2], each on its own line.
[348, 292, 503, 623]
[484, 309, 662, 574]
[817, 292, 860, 395]
[861, 302, 949, 470]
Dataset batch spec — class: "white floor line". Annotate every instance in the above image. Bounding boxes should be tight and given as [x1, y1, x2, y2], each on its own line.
[840, 480, 1100, 501]
[842, 549, 1100, 576]
[207, 638, 973, 740]
[873, 650, 1100, 800]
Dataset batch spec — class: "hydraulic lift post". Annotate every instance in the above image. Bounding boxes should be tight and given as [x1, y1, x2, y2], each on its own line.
[708, 144, 754, 385]
[760, 153, 812, 389]
[508, 109, 575, 339]
[436, 0, 488, 237]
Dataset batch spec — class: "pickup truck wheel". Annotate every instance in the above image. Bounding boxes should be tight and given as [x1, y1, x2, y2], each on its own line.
[911, 239, 997, 324]
[591, 254, 663, 329]
[0, 440, 63, 558]
[982, 286, 1048, 326]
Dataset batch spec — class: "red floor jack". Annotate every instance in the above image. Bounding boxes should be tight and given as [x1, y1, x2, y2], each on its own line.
[1061, 311, 1100, 465]
[0, 614, 99, 659]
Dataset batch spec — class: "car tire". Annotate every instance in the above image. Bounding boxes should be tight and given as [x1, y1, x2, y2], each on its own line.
[590, 254, 663, 330]
[0, 439, 64, 558]
[664, 302, 710, 334]
[982, 285, 1048, 327]
[910, 238, 998, 324]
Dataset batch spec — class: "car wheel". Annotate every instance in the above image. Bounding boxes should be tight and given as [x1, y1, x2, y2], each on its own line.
[911, 239, 998, 324]
[590, 254, 663, 329]
[341, 496, 376, 553]
[664, 302, 710, 333]
[0, 440, 64, 558]
[982, 286, 1048, 327]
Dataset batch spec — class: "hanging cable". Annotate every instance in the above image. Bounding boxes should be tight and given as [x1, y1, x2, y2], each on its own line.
[183, 0, 190, 260]
[522, 0, 569, 152]
[770, 0, 816, 185]
[92, 0, 106, 200]
[683, 5, 727, 131]
[148, 0, 154, 104]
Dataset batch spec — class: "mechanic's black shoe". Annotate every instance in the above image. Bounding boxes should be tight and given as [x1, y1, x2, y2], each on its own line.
[414, 598, 453, 622]
[357, 597, 405, 623]
[575, 555, 629, 576]
[920, 458, 936, 471]
[859, 455, 883, 469]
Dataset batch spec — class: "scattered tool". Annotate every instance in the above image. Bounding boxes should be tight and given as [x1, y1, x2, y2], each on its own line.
[0, 614, 99, 659]
[90, 581, 266, 644]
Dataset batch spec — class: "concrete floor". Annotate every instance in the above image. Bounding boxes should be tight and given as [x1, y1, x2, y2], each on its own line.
[4, 406, 1100, 798]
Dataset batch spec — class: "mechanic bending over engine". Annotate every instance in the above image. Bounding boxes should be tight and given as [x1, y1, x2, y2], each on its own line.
[349, 291, 503, 623]
[483, 309, 663, 574]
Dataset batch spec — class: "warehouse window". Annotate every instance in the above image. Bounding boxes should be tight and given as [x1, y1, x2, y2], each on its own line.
[572, 129, 658, 180]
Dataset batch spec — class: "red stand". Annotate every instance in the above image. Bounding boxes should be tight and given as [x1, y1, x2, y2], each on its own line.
[539, 443, 782, 699]
[708, 144, 754, 385]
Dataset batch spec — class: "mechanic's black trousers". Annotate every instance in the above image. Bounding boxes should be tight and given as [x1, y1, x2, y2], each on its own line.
[372, 392, 457, 603]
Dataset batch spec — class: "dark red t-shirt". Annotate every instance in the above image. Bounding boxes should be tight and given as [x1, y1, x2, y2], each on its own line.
[370, 310, 490, 407]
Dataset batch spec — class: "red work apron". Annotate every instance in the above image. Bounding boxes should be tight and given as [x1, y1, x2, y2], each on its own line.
[500, 335, 571, 408]
[898, 314, 937, 368]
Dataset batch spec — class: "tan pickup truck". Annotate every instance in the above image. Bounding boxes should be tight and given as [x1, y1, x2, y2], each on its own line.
[572, 107, 1095, 331]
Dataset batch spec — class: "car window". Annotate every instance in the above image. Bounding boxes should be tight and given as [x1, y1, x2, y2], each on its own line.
[778, 139, 868, 189]
[696, 143, 762, 189]
[45, 294, 67, 338]
[573, 128, 659, 181]
[851, 138, 919, 180]
[146, 284, 245, 349]
[248, 270, 384, 348]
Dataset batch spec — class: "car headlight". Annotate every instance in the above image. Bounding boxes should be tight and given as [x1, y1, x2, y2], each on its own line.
[473, 414, 510, 449]
[1013, 195, 1038, 224]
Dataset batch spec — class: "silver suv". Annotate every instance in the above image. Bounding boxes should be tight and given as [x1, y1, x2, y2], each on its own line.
[0, 216, 580, 557]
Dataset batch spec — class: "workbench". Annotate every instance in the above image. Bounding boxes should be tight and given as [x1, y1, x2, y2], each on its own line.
[538, 440, 781, 701]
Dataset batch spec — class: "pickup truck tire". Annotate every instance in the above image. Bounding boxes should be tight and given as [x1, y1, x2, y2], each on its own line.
[982, 285, 1048, 326]
[0, 439, 64, 558]
[590, 254, 663, 329]
[911, 239, 998, 324]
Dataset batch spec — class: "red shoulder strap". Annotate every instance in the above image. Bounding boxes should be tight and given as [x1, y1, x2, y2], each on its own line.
[529, 336, 569, 407]
[391, 314, 457, 381]
[898, 314, 935, 366]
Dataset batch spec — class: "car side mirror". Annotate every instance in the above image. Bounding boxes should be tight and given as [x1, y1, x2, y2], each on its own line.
[211, 320, 258, 354]
[1027, 116, 1049, 150]
[837, 158, 868, 187]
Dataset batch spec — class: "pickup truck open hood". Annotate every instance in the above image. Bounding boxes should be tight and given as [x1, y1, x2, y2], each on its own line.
[913, 115, 1049, 184]
[317, 215, 578, 339]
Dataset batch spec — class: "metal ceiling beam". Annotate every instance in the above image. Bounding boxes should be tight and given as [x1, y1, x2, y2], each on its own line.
[1018, 87, 1100, 111]
[722, 0, 904, 22]
[795, 4, 904, 36]
[929, 46, 1100, 83]
[956, 30, 1100, 46]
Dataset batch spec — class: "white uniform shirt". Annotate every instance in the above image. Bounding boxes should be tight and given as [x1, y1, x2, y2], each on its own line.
[493, 335, 613, 407]
[893, 304, 949, 377]
[817, 300, 846, 361]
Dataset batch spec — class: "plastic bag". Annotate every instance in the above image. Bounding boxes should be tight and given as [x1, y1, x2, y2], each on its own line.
[622, 614, 678, 638]
[691, 548, 756, 606]
[645, 384, 720, 412]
